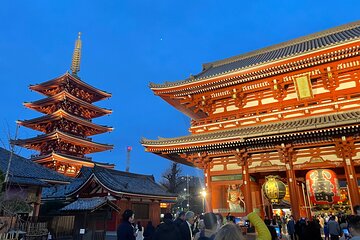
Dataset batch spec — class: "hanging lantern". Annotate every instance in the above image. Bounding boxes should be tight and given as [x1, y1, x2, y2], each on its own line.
[306, 169, 341, 205]
[262, 175, 286, 204]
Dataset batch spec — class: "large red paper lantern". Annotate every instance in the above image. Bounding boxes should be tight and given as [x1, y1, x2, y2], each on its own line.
[306, 169, 341, 205]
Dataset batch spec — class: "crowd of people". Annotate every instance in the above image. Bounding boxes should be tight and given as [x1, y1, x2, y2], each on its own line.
[116, 206, 360, 240]
[117, 209, 271, 240]
[262, 206, 360, 240]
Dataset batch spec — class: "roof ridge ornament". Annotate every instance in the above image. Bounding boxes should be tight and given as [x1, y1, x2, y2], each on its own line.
[70, 32, 82, 76]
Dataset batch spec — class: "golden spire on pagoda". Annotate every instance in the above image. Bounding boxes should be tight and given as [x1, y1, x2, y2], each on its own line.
[70, 32, 82, 76]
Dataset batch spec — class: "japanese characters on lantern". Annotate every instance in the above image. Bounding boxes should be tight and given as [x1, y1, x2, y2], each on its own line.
[306, 169, 341, 205]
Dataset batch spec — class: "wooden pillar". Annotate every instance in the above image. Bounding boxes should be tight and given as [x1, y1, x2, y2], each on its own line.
[278, 144, 301, 220]
[336, 137, 360, 206]
[344, 158, 360, 205]
[286, 164, 300, 219]
[243, 162, 253, 214]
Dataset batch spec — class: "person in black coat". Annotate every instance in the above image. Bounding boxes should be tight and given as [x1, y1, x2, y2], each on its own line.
[179, 211, 195, 240]
[117, 209, 136, 240]
[302, 219, 322, 240]
[153, 213, 181, 240]
[143, 221, 155, 240]
[174, 211, 186, 229]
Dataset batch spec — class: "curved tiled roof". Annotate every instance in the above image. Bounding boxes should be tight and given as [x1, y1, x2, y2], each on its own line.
[42, 166, 176, 200]
[17, 109, 113, 135]
[150, 21, 360, 88]
[60, 196, 119, 212]
[93, 167, 175, 197]
[13, 130, 113, 152]
[24, 91, 112, 117]
[142, 110, 360, 146]
[0, 147, 70, 185]
[30, 72, 112, 101]
[42, 167, 93, 199]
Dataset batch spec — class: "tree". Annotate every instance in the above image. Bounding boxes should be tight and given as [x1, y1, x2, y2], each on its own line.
[161, 162, 184, 193]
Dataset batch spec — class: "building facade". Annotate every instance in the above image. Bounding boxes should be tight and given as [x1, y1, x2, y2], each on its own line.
[41, 166, 176, 238]
[142, 21, 360, 219]
[0, 147, 70, 218]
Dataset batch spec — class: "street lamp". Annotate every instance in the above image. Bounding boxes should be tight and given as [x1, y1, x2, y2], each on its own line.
[182, 175, 191, 210]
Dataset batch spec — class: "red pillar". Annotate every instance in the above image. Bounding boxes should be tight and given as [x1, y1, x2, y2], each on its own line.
[243, 162, 253, 214]
[286, 163, 300, 220]
[204, 166, 212, 212]
[336, 137, 360, 207]
[344, 157, 360, 206]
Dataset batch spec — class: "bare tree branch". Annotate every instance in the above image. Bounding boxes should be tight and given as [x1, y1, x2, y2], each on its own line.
[161, 162, 185, 193]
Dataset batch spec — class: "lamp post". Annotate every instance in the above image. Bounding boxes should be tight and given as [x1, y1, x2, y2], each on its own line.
[183, 188, 187, 211]
[182, 175, 191, 210]
[201, 188, 207, 213]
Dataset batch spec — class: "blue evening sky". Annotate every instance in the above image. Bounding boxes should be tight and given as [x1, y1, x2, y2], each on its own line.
[0, 0, 359, 182]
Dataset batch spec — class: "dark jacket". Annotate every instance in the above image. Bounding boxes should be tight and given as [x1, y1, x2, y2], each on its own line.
[267, 225, 278, 240]
[143, 224, 155, 240]
[179, 221, 192, 240]
[117, 220, 136, 240]
[153, 219, 181, 240]
[287, 219, 295, 235]
[302, 221, 322, 240]
[174, 218, 184, 229]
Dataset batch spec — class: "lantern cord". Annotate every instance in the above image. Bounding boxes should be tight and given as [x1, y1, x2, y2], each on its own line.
[301, 183, 310, 217]
[304, 182, 313, 217]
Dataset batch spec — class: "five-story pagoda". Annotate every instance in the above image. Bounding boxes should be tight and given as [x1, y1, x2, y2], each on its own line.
[13, 33, 114, 176]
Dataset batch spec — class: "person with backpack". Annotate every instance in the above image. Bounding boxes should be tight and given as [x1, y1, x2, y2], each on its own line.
[196, 212, 217, 240]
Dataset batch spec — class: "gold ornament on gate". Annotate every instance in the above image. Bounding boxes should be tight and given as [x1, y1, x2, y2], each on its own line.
[262, 175, 286, 204]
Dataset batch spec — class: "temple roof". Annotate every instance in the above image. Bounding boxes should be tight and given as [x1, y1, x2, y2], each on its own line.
[142, 110, 360, 150]
[30, 72, 111, 102]
[17, 109, 113, 136]
[42, 166, 177, 200]
[0, 147, 70, 186]
[24, 91, 112, 119]
[150, 21, 360, 89]
[12, 130, 113, 153]
[60, 196, 120, 212]
[32, 152, 115, 168]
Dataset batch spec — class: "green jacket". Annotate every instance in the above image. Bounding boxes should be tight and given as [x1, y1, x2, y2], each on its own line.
[247, 212, 272, 240]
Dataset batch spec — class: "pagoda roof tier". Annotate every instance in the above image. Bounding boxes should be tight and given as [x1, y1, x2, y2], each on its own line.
[17, 109, 113, 136]
[150, 21, 360, 90]
[24, 91, 112, 119]
[32, 152, 115, 169]
[13, 130, 113, 153]
[142, 110, 360, 153]
[29, 72, 111, 103]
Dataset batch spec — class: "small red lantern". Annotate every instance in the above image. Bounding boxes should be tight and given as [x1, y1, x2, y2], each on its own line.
[306, 169, 341, 205]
